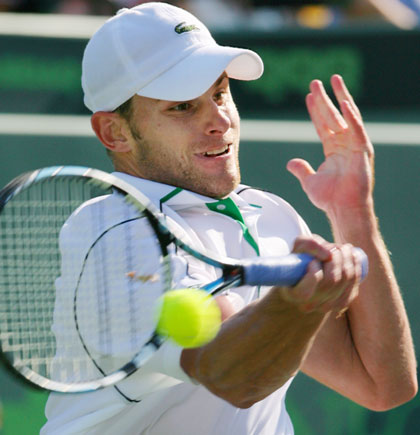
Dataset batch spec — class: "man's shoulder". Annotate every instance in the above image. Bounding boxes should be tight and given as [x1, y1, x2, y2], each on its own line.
[235, 184, 311, 235]
[235, 184, 276, 198]
[68, 192, 129, 224]
[60, 191, 141, 246]
[235, 184, 290, 208]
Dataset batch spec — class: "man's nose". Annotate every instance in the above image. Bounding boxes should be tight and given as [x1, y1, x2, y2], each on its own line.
[204, 101, 231, 136]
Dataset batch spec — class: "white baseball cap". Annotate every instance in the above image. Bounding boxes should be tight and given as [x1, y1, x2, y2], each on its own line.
[82, 2, 264, 113]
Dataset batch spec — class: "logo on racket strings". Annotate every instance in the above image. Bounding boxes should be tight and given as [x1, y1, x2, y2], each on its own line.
[126, 271, 160, 283]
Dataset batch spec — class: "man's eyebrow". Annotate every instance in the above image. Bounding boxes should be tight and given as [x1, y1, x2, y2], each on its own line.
[214, 73, 229, 88]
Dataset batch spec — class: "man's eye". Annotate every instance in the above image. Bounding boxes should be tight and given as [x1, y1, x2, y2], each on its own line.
[214, 90, 229, 104]
[171, 103, 191, 111]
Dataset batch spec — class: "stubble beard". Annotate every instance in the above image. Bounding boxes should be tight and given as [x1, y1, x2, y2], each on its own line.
[130, 125, 241, 199]
[182, 156, 241, 199]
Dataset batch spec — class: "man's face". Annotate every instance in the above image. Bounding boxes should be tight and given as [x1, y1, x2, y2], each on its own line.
[122, 74, 241, 198]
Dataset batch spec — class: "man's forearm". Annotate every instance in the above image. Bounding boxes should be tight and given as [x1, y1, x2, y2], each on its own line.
[181, 288, 326, 408]
[328, 205, 418, 408]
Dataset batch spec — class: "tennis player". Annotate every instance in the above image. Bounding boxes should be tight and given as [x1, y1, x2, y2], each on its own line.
[41, 3, 417, 434]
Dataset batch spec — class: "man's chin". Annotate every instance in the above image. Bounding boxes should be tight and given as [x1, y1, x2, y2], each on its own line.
[195, 177, 240, 199]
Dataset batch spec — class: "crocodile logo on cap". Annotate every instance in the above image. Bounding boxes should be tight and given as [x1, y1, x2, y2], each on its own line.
[175, 22, 200, 34]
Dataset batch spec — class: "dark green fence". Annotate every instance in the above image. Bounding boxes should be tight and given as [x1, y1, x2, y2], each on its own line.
[1, 24, 420, 118]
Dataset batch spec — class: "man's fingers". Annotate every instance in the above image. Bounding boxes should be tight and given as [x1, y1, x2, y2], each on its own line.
[308, 79, 347, 133]
[292, 235, 333, 262]
[279, 239, 363, 314]
[330, 74, 362, 119]
[278, 259, 324, 306]
[340, 100, 374, 157]
[316, 244, 361, 313]
[286, 158, 315, 187]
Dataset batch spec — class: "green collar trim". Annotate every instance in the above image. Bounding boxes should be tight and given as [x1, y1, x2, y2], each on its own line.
[159, 187, 183, 205]
[206, 198, 260, 256]
[159, 189, 260, 256]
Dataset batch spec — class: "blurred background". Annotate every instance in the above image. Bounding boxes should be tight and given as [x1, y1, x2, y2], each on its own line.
[0, 0, 419, 434]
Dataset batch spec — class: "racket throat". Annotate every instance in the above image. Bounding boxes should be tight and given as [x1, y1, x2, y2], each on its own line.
[202, 267, 243, 294]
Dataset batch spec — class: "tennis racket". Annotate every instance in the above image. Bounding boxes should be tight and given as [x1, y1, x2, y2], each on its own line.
[0, 166, 368, 393]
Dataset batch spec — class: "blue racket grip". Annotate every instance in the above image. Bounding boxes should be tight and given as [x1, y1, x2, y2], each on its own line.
[242, 248, 368, 287]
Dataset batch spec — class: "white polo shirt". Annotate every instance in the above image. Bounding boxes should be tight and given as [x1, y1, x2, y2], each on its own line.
[41, 173, 310, 435]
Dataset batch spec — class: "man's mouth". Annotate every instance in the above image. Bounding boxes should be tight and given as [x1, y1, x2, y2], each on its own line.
[203, 144, 231, 157]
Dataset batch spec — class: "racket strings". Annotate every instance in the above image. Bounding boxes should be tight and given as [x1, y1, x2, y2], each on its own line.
[0, 187, 63, 377]
[69, 230, 167, 383]
[0, 175, 171, 389]
[0, 181, 154, 381]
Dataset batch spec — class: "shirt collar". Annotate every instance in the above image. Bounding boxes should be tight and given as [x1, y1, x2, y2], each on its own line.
[112, 172, 258, 211]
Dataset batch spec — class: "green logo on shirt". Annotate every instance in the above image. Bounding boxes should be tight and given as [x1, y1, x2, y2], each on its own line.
[175, 22, 200, 34]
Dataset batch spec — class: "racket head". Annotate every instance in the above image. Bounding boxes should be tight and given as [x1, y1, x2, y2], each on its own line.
[0, 166, 175, 392]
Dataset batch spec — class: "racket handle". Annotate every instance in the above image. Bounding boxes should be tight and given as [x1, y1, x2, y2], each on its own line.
[242, 248, 368, 287]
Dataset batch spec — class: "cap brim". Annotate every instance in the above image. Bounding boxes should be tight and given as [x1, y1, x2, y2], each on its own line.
[136, 44, 263, 101]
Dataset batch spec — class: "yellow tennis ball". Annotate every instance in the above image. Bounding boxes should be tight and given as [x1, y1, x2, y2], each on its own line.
[156, 288, 221, 348]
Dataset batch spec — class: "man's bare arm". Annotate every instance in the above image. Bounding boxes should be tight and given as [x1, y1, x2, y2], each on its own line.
[288, 75, 417, 410]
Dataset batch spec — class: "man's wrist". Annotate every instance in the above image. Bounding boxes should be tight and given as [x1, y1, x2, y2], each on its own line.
[327, 202, 379, 244]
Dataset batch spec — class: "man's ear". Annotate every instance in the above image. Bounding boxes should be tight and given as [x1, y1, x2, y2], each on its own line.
[91, 112, 132, 153]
